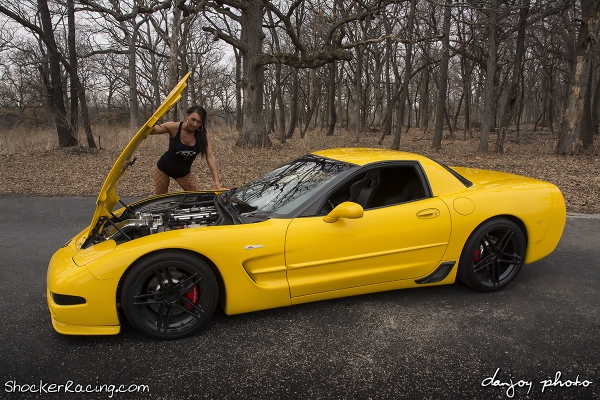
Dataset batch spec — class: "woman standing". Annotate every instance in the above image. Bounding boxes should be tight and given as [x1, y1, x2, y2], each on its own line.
[151, 105, 223, 194]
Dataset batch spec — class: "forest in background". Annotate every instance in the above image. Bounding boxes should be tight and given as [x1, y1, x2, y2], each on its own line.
[0, 0, 599, 156]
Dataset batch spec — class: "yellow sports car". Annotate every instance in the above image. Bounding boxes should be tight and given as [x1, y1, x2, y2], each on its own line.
[47, 76, 566, 340]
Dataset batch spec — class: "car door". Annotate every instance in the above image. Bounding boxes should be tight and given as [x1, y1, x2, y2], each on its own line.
[285, 196, 452, 298]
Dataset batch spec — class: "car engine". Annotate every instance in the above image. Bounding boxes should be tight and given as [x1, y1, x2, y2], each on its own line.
[104, 205, 219, 243]
[86, 193, 222, 247]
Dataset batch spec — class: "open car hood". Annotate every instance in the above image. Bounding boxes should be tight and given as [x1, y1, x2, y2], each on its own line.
[87, 72, 190, 239]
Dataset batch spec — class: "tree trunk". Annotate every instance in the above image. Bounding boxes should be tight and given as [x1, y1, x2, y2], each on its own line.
[180, 19, 191, 114]
[556, 0, 600, 155]
[432, 0, 451, 151]
[592, 59, 600, 136]
[146, 20, 161, 111]
[266, 8, 286, 142]
[168, 6, 181, 121]
[38, 0, 77, 147]
[392, 0, 416, 150]
[276, 63, 286, 142]
[235, 49, 243, 132]
[287, 68, 299, 139]
[67, 0, 78, 137]
[479, 0, 498, 153]
[235, 1, 271, 147]
[372, 52, 383, 127]
[337, 61, 344, 130]
[496, 1, 529, 153]
[378, 36, 394, 143]
[461, 56, 472, 139]
[354, 44, 363, 142]
[421, 64, 430, 132]
[268, 83, 276, 133]
[301, 68, 318, 138]
[127, 26, 140, 129]
[327, 61, 337, 136]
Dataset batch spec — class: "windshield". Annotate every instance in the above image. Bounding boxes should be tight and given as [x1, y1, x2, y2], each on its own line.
[229, 155, 355, 216]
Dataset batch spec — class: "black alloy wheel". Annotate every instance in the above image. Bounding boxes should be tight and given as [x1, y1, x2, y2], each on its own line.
[458, 218, 526, 292]
[122, 251, 218, 340]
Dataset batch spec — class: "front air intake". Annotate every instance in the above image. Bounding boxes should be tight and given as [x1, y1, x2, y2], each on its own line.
[51, 293, 86, 305]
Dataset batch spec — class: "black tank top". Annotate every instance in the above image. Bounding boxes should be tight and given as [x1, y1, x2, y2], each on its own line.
[156, 122, 200, 178]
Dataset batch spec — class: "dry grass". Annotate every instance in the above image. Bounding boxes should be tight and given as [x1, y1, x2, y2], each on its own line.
[1, 122, 599, 214]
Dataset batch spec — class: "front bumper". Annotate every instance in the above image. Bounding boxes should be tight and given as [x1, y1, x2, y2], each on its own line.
[47, 242, 121, 335]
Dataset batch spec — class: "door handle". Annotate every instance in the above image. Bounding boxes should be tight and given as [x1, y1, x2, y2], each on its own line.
[416, 208, 440, 219]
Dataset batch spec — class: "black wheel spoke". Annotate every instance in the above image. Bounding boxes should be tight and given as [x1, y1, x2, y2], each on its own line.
[473, 255, 495, 273]
[177, 274, 203, 295]
[153, 267, 175, 291]
[133, 298, 162, 306]
[175, 300, 205, 319]
[157, 304, 175, 332]
[153, 268, 168, 292]
[496, 229, 514, 253]
[134, 291, 161, 301]
[155, 302, 167, 331]
[482, 234, 497, 254]
[490, 260, 500, 286]
[498, 253, 522, 265]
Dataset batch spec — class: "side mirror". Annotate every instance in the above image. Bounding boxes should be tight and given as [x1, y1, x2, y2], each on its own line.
[323, 201, 364, 223]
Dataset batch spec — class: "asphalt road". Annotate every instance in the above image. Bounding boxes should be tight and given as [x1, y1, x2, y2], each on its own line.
[0, 195, 598, 400]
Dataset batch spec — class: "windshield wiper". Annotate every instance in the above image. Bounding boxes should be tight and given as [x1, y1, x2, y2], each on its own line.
[229, 196, 258, 213]
[216, 189, 242, 224]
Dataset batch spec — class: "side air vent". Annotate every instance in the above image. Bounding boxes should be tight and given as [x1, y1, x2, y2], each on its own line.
[415, 261, 456, 284]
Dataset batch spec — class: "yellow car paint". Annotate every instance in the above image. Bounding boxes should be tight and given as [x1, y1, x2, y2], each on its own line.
[285, 197, 451, 297]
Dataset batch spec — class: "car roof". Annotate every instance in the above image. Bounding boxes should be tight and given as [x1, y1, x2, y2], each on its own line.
[311, 148, 432, 166]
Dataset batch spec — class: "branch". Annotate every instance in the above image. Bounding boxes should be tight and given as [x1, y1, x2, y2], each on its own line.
[256, 48, 353, 68]
[325, 0, 399, 44]
[202, 26, 246, 51]
[341, 33, 443, 49]
[205, 2, 241, 22]
[78, 0, 173, 21]
[209, 0, 245, 9]
[262, 1, 305, 54]
[176, 0, 210, 17]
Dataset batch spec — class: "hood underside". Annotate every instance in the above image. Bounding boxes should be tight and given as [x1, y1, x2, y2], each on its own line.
[87, 72, 191, 240]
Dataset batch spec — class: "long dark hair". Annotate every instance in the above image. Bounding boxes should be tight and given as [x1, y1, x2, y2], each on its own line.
[185, 105, 208, 156]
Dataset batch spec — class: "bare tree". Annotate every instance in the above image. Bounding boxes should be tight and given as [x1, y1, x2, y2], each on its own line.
[391, 0, 416, 150]
[495, 0, 529, 153]
[0, 1, 84, 147]
[432, 0, 451, 151]
[556, 0, 600, 155]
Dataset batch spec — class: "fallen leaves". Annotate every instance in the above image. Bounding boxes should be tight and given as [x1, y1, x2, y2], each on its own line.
[1, 126, 598, 214]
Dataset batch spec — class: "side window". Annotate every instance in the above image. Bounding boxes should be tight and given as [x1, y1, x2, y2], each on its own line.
[319, 165, 427, 214]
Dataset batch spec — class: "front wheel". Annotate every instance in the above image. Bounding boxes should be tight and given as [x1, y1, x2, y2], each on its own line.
[122, 251, 218, 340]
[458, 218, 526, 292]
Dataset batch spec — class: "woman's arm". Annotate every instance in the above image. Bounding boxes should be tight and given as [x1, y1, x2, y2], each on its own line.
[150, 121, 178, 137]
[204, 130, 223, 190]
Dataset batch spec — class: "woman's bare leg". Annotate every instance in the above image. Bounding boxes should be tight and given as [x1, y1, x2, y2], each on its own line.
[174, 172, 202, 191]
[154, 167, 170, 194]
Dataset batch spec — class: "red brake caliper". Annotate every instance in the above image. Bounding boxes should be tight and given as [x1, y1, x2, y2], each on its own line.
[185, 286, 199, 309]
[473, 245, 484, 263]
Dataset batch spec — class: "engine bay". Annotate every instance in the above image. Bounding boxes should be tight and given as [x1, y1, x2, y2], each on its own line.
[85, 193, 221, 247]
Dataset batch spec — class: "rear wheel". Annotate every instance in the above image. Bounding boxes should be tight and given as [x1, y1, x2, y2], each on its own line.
[122, 251, 218, 340]
[458, 218, 526, 292]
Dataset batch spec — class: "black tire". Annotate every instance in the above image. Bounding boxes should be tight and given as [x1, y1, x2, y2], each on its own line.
[458, 218, 526, 292]
[122, 251, 218, 340]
